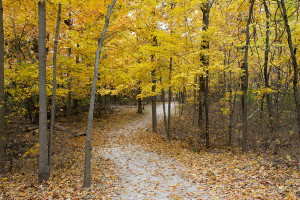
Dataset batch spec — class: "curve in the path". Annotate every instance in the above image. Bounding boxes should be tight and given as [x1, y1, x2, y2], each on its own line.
[99, 103, 215, 200]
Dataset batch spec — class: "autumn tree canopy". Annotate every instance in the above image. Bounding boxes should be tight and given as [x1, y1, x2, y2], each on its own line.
[0, 0, 299, 192]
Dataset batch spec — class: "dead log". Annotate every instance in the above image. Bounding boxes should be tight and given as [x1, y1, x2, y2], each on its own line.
[69, 132, 86, 138]
[6, 126, 38, 134]
[7, 124, 85, 137]
[54, 124, 68, 132]
[54, 124, 86, 138]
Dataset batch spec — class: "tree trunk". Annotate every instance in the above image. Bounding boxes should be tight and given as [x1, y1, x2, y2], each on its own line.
[73, 98, 79, 115]
[179, 89, 185, 115]
[167, 57, 172, 141]
[263, 0, 274, 148]
[204, 75, 209, 148]
[0, 0, 5, 172]
[198, 76, 204, 127]
[83, 0, 117, 188]
[193, 77, 199, 151]
[38, 0, 49, 183]
[241, 0, 255, 153]
[67, 86, 71, 135]
[228, 70, 233, 147]
[201, 1, 213, 149]
[137, 87, 142, 113]
[151, 69, 157, 133]
[178, 92, 182, 115]
[193, 77, 197, 126]
[48, 3, 61, 169]
[162, 88, 168, 135]
[151, 35, 158, 133]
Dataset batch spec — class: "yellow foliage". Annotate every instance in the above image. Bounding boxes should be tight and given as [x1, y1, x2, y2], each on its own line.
[254, 87, 275, 99]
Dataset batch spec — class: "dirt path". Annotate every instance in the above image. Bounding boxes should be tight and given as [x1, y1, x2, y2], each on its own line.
[97, 104, 217, 200]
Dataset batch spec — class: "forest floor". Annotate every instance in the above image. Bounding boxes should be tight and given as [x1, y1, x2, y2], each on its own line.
[0, 104, 299, 199]
[96, 104, 300, 200]
[98, 103, 217, 199]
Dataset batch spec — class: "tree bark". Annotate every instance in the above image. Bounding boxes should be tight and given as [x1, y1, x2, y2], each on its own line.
[38, 0, 49, 183]
[228, 70, 233, 147]
[67, 85, 71, 135]
[200, 1, 213, 149]
[83, 0, 117, 188]
[204, 73, 209, 148]
[262, 0, 274, 149]
[151, 36, 158, 133]
[48, 3, 61, 169]
[167, 57, 172, 141]
[179, 91, 185, 115]
[198, 76, 204, 127]
[151, 69, 157, 133]
[137, 87, 142, 113]
[162, 87, 168, 135]
[161, 84, 167, 122]
[0, 0, 5, 172]
[263, 0, 272, 117]
[241, 0, 255, 153]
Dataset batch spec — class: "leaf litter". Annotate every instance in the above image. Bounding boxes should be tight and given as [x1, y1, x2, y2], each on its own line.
[0, 105, 299, 199]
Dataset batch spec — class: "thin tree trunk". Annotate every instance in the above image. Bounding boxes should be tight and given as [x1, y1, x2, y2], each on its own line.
[263, 0, 274, 147]
[256, 95, 264, 152]
[0, 0, 5, 172]
[162, 88, 168, 134]
[38, 0, 49, 183]
[228, 70, 233, 147]
[201, 1, 213, 149]
[193, 77, 197, 126]
[167, 57, 172, 141]
[180, 88, 186, 115]
[178, 92, 182, 115]
[167, 88, 171, 140]
[151, 35, 158, 133]
[241, 0, 255, 153]
[151, 69, 157, 133]
[137, 87, 142, 113]
[67, 85, 71, 135]
[204, 75, 209, 148]
[197, 74, 204, 151]
[193, 77, 199, 151]
[83, 0, 116, 188]
[198, 76, 204, 127]
[48, 3, 61, 168]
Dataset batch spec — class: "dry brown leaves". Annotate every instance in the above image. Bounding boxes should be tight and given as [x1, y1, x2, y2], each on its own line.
[0, 107, 140, 199]
[132, 125, 300, 199]
[1, 106, 299, 199]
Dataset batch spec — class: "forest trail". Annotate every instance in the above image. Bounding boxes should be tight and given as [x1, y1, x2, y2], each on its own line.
[97, 104, 217, 200]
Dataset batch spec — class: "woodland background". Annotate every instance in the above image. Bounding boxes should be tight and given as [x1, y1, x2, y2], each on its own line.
[0, 0, 299, 198]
